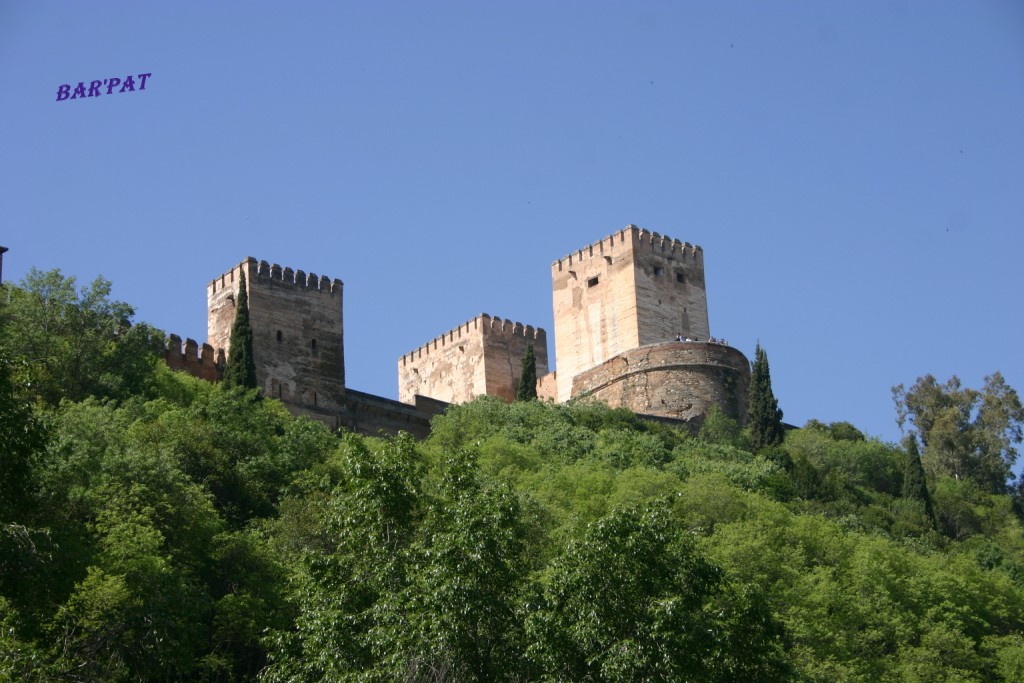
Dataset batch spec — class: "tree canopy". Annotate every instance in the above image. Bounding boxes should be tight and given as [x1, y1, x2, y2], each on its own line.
[4, 267, 1024, 682]
[894, 372, 1024, 493]
[0, 268, 163, 404]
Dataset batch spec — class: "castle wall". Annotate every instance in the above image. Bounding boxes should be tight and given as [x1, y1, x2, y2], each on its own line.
[570, 341, 749, 428]
[631, 230, 709, 347]
[341, 390, 447, 439]
[208, 258, 345, 412]
[551, 225, 709, 402]
[163, 334, 224, 382]
[398, 314, 548, 404]
[165, 222, 730, 440]
[537, 371, 558, 402]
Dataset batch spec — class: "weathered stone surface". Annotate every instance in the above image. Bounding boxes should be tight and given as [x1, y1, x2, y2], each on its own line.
[208, 257, 345, 413]
[163, 334, 224, 382]
[341, 390, 447, 439]
[550, 225, 709, 402]
[570, 341, 749, 427]
[162, 221, 737, 440]
[536, 370, 558, 402]
[398, 314, 548, 404]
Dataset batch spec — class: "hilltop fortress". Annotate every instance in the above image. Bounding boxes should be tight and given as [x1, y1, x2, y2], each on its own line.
[165, 225, 750, 437]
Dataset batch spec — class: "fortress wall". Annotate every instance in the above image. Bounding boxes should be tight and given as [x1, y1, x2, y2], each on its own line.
[164, 334, 224, 383]
[398, 314, 548, 405]
[551, 227, 641, 402]
[550, 225, 709, 402]
[340, 389, 448, 439]
[208, 258, 345, 412]
[481, 317, 549, 402]
[537, 371, 558, 402]
[398, 316, 488, 404]
[630, 230, 709, 346]
[570, 341, 749, 428]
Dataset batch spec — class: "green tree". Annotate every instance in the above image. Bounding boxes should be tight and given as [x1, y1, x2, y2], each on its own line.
[0, 353, 44, 526]
[526, 502, 789, 681]
[901, 435, 936, 525]
[516, 343, 538, 401]
[263, 434, 423, 682]
[0, 352, 49, 635]
[894, 373, 1024, 493]
[748, 344, 784, 452]
[397, 450, 528, 681]
[699, 405, 747, 449]
[221, 271, 257, 390]
[0, 269, 162, 404]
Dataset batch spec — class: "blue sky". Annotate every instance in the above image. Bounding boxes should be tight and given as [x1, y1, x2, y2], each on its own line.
[2, 2, 1022, 443]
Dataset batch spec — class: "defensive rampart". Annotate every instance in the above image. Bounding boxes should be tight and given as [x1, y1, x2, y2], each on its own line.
[161, 222, 743, 439]
[550, 225, 709, 402]
[551, 225, 701, 272]
[208, 257, 345, 412]
[570, 341, 750, 428]
[399, 313, 548, 404]
[163, 334, 224, 382]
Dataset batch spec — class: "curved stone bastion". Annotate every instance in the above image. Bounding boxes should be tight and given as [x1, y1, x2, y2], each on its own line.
[570, 341, 750, 428]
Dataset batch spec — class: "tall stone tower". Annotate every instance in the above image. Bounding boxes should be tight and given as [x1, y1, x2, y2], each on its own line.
[398, 314, 548, 405]
[208, 258, 345, 415]
[550, 225, 709, 402]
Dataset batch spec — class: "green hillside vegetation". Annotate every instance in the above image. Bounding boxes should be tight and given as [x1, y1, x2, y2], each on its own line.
[3, 269, 1024, 682]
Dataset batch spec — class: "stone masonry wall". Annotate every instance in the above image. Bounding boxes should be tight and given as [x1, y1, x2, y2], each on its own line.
[208, 258, 345, 413]
[631, 230, 709, 347]
[550, 225, 709, 402]
[164, 334, 224, 382]
[398, 313, 548, 404]
[570, 341, 749, 428]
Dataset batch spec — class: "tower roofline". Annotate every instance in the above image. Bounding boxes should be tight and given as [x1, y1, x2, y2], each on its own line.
[551, 224, 701, 271]
[208, 257, 344, 295]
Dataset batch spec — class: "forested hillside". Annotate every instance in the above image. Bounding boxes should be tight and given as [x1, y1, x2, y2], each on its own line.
[3, 269, 1024, 682]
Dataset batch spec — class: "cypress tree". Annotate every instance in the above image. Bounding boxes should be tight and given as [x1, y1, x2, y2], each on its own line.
[516, 344, 538, 401]
[748, 343, 784, 451]
[901, 435, 936, 524]
[221, 270, 257, 390]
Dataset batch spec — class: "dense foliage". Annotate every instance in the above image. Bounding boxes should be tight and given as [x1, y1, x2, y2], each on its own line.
[3, 270, 1024, 681]
[894, 373, 1024, 494]
[0, 268, 164, 405]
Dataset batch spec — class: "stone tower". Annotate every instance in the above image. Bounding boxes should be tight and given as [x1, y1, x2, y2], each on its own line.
[549, 225, 709, 403]
[398, 313, 548, 405]
[207, 258, 345, 415]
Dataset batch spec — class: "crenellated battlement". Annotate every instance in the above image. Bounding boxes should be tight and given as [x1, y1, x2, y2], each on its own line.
[398, 312, 549, 404]
[551, 224, 701, 272]
[206, 256, 346, 412]
[255, 259, 343, 293]
[163, 218, 729, 434]
[209, 257, 343, 296]
[549, 223, 710, 402]
[400, 313, 546, 366]
[164, 333, 224, 382]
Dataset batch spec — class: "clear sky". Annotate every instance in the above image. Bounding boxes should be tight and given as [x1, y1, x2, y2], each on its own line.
[2, 2, 1022, 443]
